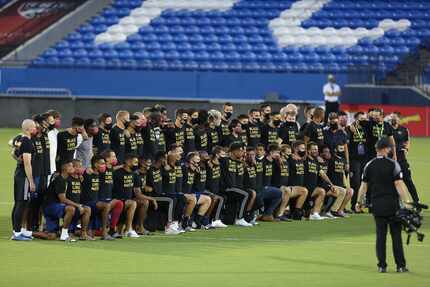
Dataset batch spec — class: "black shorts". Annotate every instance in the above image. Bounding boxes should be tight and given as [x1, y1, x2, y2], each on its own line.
[14, 174, 30, 201]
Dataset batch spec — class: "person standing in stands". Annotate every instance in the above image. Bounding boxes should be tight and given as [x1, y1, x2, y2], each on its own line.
[391, 112, 419, 203]
[219, 102, 234, 144]
[323, 74, 342, 122]
[56, 117, 87, 170]
[110, 111, 129, 164]
[93, 113, 112, 155]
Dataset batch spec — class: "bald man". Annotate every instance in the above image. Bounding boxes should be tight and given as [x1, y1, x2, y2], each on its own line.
[12, 119, 37, 241]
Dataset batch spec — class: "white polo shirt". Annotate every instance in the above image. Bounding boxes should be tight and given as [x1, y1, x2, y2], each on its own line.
[323, 82, 341, 103]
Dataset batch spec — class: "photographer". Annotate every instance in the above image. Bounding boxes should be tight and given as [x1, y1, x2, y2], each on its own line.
[356, 137, 412, 273]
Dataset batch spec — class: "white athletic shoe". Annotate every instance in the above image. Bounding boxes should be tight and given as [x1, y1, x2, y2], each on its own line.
[309, 213, 325, 220]
[235, 218, 253, 227]
[165, 226, 181, 235]
[126, 230, 140, 238]
[191, 221, 198, 229]
[325, 211, 336, 219]
[211, 220, 228, 228]
[338, 211, 350, 218]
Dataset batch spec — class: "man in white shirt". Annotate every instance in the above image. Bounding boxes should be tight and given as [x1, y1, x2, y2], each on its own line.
[323, 74, 341, 123]
[46, 110, 61, 176]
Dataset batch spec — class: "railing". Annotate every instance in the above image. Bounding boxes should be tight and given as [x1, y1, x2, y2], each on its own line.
[5, 87, 72, 97]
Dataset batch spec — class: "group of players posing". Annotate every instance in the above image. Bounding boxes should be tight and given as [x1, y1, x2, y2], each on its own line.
[10, 102, 417, 241]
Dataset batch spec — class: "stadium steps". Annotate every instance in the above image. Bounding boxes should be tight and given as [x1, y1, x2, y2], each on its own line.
[0, 0, 113, 67]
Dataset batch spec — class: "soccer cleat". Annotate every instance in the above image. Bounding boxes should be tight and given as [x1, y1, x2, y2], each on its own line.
[397, 267, 409, 273]
[378, 267, 387, 273]
[309, 213, 325, 220]
[331, 211, 345, 218]
[126, 230, 140, 238]
[325, 211, 338, 219]
[235, 218, 253, 227]
[11, 233, 32, 241]
[211, 220, 228, 228]
[110, 232, 123, 239]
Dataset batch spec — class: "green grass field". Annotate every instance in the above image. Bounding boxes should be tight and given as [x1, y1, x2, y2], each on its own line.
[0, 128, 429, 287]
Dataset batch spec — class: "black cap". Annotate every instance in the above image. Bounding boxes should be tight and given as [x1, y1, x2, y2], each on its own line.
[375, 137, 391, 150]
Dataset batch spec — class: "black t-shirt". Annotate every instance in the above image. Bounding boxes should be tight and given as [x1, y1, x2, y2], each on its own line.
[193, 167, 207, 193]
[393, 125, 409, 161]
[41, 131, 51, 176]
[56, 131, 77, 165]
[220, 158, 244, 191]
[135, 132, 145, 157]
[44, 174, 67, 206]
[304, 157, 320, 191]
[317, 159, 330, 190]
[304, 121, 325, 147]
[206, 161, 221, 194]
[143, 125, 166, 159]
[31, 136, 44, 177]
[328, 155, 346, 187]
[272, 159, 289, 188]
[80, 172, 100, 204]
[288, 157, 305, 187]
[246, 122, 262, 148]
[223, 134, 243, 148]
[165, 125, 185, 151]
[219, 119, 230, 144]
[346, 124, 367, 160]
[194, 126, 208, 152]
[146, 166, 163, 194]
[15, 136, 35, 176]
[125, 132, 138, 156]
[244, 163, 258, 191]
[279, 121, 299, 145]
[183, 124, 196, 154]
[99, 167, 114, 200]
[261, 158, 274, 187]
[255, 158, 264, 192]
[323, 128, 348, 153]
[362, 156, 402, 216]
[93, 128, 111, 155]
[207, 126, 220, 153]
[182, 166, 195, 194]
[109, 126, 126, 164]
[261, 124, 279, 147]
[135, 172, 147, 195]
[175, 162, 184, 194]
[66, 176, 82, 204]
[113, 168, 138, 200]
[363, 121, 394, 158]
[161, 166, 176, 194]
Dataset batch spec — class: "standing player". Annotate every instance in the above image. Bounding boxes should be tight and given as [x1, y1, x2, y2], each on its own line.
[93, 113, 112, 155]
[304, 107, 325, 147]
[56, 117, 87, 170]
[110, 111, 129, 164]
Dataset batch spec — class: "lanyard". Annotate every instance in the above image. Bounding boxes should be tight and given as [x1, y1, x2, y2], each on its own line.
[377, 123, 384, 139]
[355, 124, 364, 141]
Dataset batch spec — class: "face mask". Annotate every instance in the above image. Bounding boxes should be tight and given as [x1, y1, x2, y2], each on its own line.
[191, 118, 199, 125]
[224, 112, 232, 120]
[123, 120, 130, 129]
[111, 158, 118, 166]
[336, 150, 345, 157]
[298, 150, 306, 157]
[391, 120, 398, 126]
[104, 123, 113, 130]
[98, 164, 107, 173]
[254, 118, 261, 123]
[131, 164, 139, 171]
[273, 120, 282, 127]
[257, 155, 265, 161]
[54, 119, 61, 129]
[358, 120, 366, 126]
[329, 123, 338, 130]
[48, 123, 55, 130]
[135, 125, 143, 132]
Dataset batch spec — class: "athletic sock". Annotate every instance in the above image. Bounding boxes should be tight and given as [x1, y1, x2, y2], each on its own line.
[111, 201, 124, 229]
[60, 228, 69, 239]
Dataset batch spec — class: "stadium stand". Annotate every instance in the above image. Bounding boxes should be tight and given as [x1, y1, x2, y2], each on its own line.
[31, 0, 430, 73]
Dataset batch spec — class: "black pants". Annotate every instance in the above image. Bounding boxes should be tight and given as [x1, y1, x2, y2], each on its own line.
[374, 216, 406, 268]
[324, 101, 339, 122]
[399, 160, 419, 203]
[350, 158, 366, 209]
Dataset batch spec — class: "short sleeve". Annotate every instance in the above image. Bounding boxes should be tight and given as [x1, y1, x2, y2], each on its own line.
[393, 161, 403, 180]
[55, 178, 66, 195]
[20, 138, 33, 154]
[404, 128, 410, 142]
[361, 161, 371, 182]
[385, 123, 394, 136]
[133, 173, 141, 188]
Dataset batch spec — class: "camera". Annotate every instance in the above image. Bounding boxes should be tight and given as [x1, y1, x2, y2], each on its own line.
[396, 202, 428, 245]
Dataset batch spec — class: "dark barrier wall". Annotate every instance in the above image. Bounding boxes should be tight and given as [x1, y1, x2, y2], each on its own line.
[0, 96, 312, 127]
[0, 67, 341, 102]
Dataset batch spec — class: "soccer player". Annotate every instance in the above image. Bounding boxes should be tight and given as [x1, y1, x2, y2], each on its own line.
[246, 109, 262, 148]
[11, 119, 37, 241]
[99, 149, 124, 238]
[165, 109, 186, 151]
[46, 109, 61, 175]
[219, 102, 234, 143]
[67, 159, 93, 240]
[206, 109, 222, 153]
[143, 110, 166, 159]
[279, 108, 300, 145]
[261, 112, 282, 147]
[76, 119, 99, 168]
[223, 119, 244, 147]
[391, 112, 419, 203]
[124, 114, 140, 156]
[56, 117, 87, 170]
[286, 141, 309, 220]
[260, 103, 272, 124]
[193, 110, 209, 152]
[93, 113, 112, 155]
[304, 107, 325, 147]
[326, 143, 353, 217]
[205, 146, 228, 228]
[182, 152, 212, 230]
[183, 109, 197, 154]
[220, 142, 253, 227]
[110, 111, 129, 164]
[43, 160, 90, 241]
[112, 154, 140, 237]
[133, 112, 146, 157]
